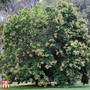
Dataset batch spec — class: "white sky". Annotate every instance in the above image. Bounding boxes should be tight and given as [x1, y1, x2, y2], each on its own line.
[40, 0, 43, 2]
[0, 16, 4, 22]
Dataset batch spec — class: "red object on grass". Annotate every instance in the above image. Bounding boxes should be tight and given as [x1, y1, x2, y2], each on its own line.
[2, 80, 10, 89]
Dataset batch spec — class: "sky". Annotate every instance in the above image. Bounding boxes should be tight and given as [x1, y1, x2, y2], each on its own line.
[40, 0, 43, 2]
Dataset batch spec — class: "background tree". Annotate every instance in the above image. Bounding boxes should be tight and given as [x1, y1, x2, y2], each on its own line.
[0, 0, 40, 15]
[0, 0, 10, 5]
[0, 0, 90, 86]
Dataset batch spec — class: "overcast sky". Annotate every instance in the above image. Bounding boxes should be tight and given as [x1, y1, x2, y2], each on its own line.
[40, 0, 43, 2]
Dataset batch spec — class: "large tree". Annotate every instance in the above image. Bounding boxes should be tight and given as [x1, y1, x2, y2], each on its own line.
[0, 0, 90, 86]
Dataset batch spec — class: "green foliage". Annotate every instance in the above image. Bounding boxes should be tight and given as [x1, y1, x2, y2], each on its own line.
[0, 0, 90, 86]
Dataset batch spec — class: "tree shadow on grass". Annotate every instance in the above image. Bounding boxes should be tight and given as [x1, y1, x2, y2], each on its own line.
[69, 85, 90, 88]
[10, 83, 90, 89]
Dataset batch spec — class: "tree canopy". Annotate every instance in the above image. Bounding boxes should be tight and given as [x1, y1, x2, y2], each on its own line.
[0, 0, 90, 86]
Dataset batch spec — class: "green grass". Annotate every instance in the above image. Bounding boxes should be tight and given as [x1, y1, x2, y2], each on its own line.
[0, 83, 90, 90]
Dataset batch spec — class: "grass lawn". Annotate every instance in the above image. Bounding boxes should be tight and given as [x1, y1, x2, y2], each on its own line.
[0, 83, 90, 90]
